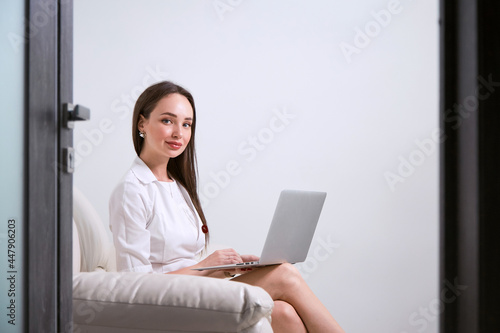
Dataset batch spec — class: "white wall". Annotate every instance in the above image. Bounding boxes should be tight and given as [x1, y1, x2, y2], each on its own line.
[74, 1, 439, 332]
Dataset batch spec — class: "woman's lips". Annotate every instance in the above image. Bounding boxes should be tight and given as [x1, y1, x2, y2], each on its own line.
[166, 141, 182, 150]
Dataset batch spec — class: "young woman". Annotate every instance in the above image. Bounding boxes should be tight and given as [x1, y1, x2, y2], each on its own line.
[109, 81, 345, 333]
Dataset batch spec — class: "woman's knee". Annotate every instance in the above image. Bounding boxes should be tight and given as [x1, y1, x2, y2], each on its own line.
[232, 263, 304, 300]
[272, 300, 306, 333]
[279, 262, 301, 275]
[275, 263, 303, 289]
[273, 300, 300, 322]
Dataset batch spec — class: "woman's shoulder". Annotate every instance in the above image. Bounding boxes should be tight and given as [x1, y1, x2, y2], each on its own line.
[111, 169, 139, 191]
[108, 170, 154, 226]
[109, 166, 151, 204]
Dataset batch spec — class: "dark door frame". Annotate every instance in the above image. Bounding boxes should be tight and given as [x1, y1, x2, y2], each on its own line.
[440, 0, 500, 332]
[26, 0, 73, 331]
[58, 0, 74, 330]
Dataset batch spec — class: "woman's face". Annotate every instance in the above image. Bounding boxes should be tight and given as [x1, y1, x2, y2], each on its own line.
[138, 93, 193, 161]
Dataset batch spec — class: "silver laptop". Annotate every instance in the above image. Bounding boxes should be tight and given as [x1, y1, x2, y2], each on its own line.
[192, 189, 327, 271]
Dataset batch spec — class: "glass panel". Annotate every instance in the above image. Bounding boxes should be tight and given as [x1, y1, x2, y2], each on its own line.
[0, 1, 26, 332]
[74, 1, 439, 332]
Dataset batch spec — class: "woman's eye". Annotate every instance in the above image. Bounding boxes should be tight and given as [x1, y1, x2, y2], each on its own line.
[162, 119, 172, 124]
[183, 123, 192, 128]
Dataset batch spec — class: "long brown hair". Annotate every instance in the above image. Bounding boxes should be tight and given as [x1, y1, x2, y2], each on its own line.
[132, 81, 208, 243]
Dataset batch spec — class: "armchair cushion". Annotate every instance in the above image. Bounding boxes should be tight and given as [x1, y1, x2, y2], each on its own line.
[73, 271, 274, 333]
[73, 187, 116, 272]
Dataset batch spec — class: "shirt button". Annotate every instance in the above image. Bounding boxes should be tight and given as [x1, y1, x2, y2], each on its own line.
[201, 225, 208, 234]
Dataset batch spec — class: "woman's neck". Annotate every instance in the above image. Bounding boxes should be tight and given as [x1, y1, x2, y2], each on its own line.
[139, 152, 171, 182]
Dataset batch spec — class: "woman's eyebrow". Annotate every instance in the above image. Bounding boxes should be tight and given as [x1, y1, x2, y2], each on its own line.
[160, 112, 192, 120]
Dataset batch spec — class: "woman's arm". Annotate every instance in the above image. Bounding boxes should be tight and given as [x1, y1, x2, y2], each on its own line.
[110, 181, 154, 273]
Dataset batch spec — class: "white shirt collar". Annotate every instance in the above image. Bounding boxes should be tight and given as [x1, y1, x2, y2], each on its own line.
[130, 156, 158, 185]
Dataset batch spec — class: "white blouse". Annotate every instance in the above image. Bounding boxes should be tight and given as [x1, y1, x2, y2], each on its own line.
[109, 157, 205, 273]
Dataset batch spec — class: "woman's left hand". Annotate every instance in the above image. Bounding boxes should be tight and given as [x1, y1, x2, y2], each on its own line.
[240, 254, 259, 263]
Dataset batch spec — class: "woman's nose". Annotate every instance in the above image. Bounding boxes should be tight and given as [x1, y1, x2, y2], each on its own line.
[172, 125, 183, 138]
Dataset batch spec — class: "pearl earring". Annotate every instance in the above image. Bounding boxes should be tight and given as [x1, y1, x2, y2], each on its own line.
[139, 132, 145, 138]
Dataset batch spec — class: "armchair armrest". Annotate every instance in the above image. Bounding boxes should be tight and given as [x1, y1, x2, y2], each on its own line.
[73, 272, 273, 332]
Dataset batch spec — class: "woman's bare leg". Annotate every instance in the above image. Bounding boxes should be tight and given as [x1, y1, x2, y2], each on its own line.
[232, 263, 345, 333]
[271, 300, 307, 333]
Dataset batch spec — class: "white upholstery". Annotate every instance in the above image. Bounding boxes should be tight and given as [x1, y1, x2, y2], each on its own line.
[73, 272, 273, 333]
[72, 187, 274, 332]
[73, 220, 81, 274]
[73, 187, 116, 272]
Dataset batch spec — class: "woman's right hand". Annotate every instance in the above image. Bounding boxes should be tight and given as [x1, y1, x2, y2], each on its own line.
[197, 248, 244, 268]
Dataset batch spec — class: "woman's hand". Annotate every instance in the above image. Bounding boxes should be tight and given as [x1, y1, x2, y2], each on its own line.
[240, 254, 259, 263]
[193, 250, 260, 277]
[197, 248, 243, 268]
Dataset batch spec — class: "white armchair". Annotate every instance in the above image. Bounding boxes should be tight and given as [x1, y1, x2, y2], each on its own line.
[72, 188, 274, 332]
